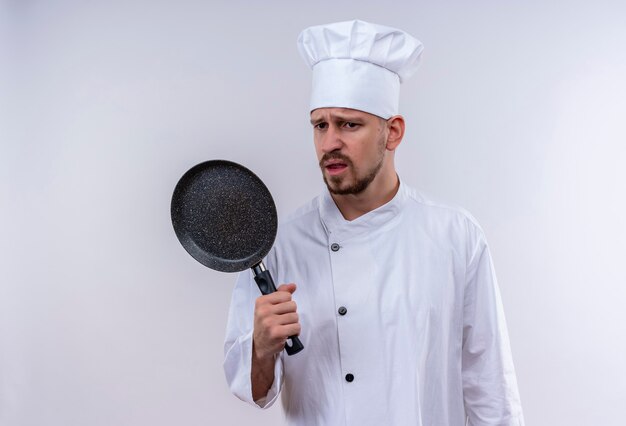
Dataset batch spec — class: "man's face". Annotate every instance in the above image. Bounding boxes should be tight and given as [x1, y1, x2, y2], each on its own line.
[311, 108, 388, 195]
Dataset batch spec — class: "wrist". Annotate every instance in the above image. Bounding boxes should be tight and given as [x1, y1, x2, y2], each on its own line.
[252, 339, 277, 364]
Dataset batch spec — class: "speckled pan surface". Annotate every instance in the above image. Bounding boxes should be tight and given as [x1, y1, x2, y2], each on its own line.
[171, 160, 278, 273]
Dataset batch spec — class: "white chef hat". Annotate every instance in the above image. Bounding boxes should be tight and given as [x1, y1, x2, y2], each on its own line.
[297, 19, 424, 119]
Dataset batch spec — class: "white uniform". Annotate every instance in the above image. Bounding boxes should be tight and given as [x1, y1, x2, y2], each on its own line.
[223, 181, 524, 426]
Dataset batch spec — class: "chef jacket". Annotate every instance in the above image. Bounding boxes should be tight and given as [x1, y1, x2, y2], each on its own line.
[223, 180, 524, 426]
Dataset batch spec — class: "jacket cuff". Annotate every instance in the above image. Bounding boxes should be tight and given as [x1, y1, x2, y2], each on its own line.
[224, 329, 283, 409]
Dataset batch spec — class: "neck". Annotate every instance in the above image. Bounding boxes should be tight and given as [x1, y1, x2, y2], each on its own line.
[330, 164, 400, 221]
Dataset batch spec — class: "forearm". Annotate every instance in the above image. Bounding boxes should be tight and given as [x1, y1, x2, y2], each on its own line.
[251, 340, 276, 401]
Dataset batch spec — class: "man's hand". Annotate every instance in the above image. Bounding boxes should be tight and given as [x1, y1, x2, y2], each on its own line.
[251, 283, 300, 402]
[253, 283, 301, 359]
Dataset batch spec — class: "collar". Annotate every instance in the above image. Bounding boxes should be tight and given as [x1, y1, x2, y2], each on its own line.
[318, 178, 408, 242]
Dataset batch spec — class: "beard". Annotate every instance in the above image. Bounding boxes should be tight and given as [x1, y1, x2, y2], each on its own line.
[319, 135, 386, 195]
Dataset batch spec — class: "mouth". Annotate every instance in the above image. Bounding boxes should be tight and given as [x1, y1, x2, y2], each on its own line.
[324, 161, 348, 176]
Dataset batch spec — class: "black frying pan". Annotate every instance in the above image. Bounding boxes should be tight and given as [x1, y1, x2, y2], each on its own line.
[171, 160, 303, 356]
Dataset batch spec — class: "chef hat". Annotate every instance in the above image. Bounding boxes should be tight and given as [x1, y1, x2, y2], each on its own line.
[297, 19, 424, 119]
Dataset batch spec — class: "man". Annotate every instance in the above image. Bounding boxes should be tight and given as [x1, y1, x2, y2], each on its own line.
[224, 20, 524, 425]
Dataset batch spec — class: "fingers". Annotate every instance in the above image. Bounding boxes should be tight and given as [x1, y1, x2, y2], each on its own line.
[255, 287, 294, 307]
[276, 283, 297, 294]
[254, 299, 294, 323]
[253, 283, 302, 359]
[278, 322, 301, 338]
[273, 300, 297, 315]
[276, 311, 299, 325]
[267, 322, 301, 339]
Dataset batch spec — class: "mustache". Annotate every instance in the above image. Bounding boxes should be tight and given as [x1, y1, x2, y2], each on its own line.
[319, 152, 353, 168]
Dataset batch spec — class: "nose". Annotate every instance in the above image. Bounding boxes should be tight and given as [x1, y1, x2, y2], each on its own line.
[318, 123, 343, 154]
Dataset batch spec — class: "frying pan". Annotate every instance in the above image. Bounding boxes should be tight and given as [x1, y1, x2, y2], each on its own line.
[171, 160, 304, 356]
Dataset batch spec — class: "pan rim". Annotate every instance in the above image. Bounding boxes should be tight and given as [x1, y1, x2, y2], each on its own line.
[170, 159, 278, 273]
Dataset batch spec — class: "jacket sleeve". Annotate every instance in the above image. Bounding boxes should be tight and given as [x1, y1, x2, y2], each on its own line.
[223, 270, 284, 408]
[462, 227, 525, 426]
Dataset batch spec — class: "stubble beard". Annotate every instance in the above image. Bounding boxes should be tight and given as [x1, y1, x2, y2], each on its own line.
[320, 134, 386, 195]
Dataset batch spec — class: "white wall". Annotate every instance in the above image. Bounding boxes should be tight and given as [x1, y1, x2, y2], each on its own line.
[1, 1, 625, 425]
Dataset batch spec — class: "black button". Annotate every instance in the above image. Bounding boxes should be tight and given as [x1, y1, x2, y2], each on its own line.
[330, 243, 340, 252]
[345, 373, 354, 382]
[338, 306, 347, 316]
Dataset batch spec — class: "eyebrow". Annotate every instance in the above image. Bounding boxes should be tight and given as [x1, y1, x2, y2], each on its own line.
[310, 114, 363, 125]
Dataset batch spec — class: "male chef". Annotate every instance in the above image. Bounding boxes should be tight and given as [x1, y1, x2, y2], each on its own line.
[223, 20, 525, 426]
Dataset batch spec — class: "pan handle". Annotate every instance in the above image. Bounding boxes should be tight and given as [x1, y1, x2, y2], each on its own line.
[252, 263, 304, 356]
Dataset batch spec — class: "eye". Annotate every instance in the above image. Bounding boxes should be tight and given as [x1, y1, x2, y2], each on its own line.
[344, 122, 360, 129]
[314, 122, 328, 130]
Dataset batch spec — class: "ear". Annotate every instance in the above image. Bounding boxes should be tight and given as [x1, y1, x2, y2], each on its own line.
[385, 115, 405, 151]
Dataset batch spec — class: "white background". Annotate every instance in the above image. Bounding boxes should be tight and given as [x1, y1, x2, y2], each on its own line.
[1, 1, 625, 425]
